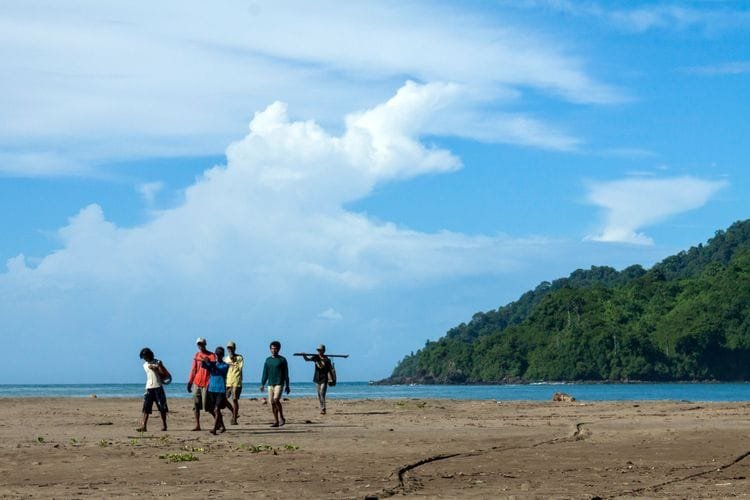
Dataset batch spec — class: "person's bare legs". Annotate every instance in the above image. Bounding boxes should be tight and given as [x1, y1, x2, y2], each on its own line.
[159, 411, 168, 431]
[271, 399, 280, 426]
[137, 413, 149, 432]
[277, 399, 285, 426]
[210, 407, 223, 435]
[231, 398, 240, 424]
[218, 410, 225, 433]
[192, 409, 201, 431]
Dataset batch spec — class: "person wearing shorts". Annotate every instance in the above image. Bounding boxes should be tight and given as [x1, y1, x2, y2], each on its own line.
[187, 337, 215, 431]
[224, 340, 244, 425]
[202, 346, 229, 435]
[260, 340, 290, 427]
[137, 347, 168, 432]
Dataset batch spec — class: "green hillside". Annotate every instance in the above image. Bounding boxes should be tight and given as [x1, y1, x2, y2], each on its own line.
[383, 220, 750, 383]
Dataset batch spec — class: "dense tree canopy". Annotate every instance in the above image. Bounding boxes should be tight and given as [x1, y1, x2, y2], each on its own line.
[383, 220, 750, 384]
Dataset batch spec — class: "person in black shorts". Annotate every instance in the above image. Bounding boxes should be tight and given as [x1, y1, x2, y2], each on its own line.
[137, 347, 168, 432]
[202, 346, 229, 435]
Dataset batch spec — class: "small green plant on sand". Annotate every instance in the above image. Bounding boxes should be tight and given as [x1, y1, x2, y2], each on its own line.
[97, 439, 111, 447]
[238, 443, 274, 453]
[160, 452, 199, 463]
[129, 438, 140, 446]
[182, 445, 205, 453]
[282, 443, 300, 451]
[36, 436, 45, 443]
[69, 438, 78, 445]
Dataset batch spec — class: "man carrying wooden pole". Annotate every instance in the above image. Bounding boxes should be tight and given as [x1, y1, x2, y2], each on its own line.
[295, 345, 347, 415]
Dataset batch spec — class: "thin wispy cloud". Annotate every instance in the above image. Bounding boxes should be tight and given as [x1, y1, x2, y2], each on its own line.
[0, 1, 621, 177]
[137, 182, 164, 206]
[0, 152, 89, 178]
[507, 1, 750, 33]
[597, 148, 658, 159]
[585, 176, 728, 245]
[685, 61, 750, 76]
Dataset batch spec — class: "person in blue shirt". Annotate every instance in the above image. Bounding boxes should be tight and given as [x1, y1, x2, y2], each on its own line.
[201, 346, 229, 435]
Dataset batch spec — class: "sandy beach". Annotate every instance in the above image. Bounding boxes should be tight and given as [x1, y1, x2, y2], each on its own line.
[1, 396, 749, 498]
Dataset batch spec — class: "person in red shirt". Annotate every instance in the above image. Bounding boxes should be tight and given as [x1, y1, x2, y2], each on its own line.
[187, 337, 215, 431]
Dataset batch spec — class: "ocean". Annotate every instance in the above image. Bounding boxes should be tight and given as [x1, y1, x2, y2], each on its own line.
[1, 382, 750, 401]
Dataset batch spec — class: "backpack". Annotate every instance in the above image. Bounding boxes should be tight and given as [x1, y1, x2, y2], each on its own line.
[327, 361, 337, 387]
[156, 360, 172, 385]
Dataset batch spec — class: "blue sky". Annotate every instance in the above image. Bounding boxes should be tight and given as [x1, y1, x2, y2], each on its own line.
[1, 1, 748, 384]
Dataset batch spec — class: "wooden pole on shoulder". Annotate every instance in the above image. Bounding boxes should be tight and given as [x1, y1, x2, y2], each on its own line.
[293, 352, 349, 358]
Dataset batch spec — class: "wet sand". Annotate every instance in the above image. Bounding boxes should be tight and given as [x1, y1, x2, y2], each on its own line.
[1, 396, 749, 498]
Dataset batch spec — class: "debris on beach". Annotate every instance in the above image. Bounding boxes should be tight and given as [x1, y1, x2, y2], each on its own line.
[551, 391, 576, 402]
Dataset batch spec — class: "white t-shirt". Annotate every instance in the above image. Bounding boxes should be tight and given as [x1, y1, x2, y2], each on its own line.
[144, 360, 162, 389]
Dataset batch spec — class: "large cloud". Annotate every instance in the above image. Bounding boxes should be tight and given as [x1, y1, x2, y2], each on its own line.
[5, 82, 535, 284]
[0, 82, 558, 383]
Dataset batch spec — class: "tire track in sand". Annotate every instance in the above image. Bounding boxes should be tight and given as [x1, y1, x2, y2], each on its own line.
[374, 421, 591, 497]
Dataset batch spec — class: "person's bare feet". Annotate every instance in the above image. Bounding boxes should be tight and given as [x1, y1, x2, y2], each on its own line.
[161, 426, 167, 431]
[270, 422, 279, 427]
[209, 429, 217, 435]
[191, 427, 201, 431]
[279, 418, 286, 427]
[135, 426, 146, 432]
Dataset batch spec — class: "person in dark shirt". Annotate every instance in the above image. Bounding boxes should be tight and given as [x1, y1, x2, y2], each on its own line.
[260, 340, 290, 427]
[302, 344, 332, 415]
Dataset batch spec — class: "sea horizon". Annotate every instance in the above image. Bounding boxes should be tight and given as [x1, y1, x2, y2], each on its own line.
[3, 381, 750, 402]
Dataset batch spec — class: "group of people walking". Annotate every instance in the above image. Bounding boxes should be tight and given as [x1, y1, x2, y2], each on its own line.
[138, 338, 334, 433]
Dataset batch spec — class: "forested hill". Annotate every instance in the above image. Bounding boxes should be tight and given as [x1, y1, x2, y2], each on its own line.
[382, 219, 750, 384]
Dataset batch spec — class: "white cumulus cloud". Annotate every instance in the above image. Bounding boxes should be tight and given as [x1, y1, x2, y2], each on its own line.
[318, 308, 343, 321]
[0, 83, 561, 382]
[585, 176, 728, 245]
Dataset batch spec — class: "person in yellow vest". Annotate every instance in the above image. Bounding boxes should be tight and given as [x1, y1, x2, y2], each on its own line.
[224, 340, 244, 425]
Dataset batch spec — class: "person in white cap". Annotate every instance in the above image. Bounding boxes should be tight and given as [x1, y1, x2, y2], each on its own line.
[224, 341, 244, 425]
[302, 344, 333, 415]
[187, 337, 215, 431]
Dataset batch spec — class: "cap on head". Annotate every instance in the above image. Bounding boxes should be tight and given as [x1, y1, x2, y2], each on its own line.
[227, 341, 236, 349]
[196, 337, 207, 345]
[317, 344, 326, 353]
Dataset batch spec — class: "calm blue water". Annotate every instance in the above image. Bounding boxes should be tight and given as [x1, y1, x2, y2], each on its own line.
[1, 382, 750, 401]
